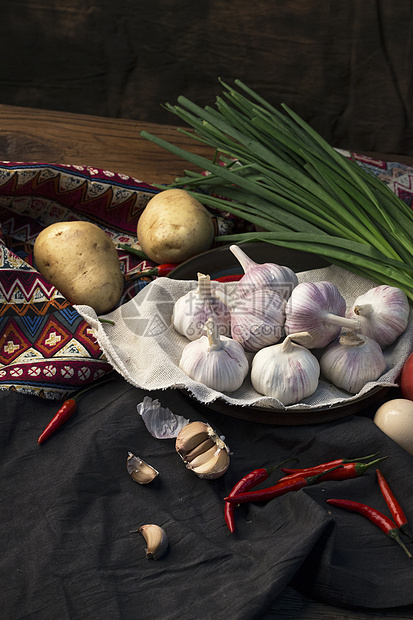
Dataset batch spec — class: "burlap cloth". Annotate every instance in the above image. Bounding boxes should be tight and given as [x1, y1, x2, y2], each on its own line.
[75, 264, 413, 411]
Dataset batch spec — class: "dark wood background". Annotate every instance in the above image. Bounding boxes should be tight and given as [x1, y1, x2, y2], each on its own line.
[0, 0, 412, 156]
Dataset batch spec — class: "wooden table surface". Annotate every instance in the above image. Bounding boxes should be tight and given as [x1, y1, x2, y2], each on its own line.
[1, 103, 412, 620]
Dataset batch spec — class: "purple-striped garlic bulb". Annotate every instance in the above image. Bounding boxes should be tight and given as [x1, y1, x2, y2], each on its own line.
[347, 285, 409, 348]
[284, 281, 360, 349]
[320, 331, 386, 394]
[229, 244, 298, 299]
[172, 272, 231, 341]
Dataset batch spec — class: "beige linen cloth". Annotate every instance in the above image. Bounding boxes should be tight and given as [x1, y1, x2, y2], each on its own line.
[75, 265, 413, 411]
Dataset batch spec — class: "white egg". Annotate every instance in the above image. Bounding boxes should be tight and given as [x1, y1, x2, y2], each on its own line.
[374, 399, 413, 455]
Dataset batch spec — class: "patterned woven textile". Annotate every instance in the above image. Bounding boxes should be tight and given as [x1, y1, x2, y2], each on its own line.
[0, 155, 412, 400]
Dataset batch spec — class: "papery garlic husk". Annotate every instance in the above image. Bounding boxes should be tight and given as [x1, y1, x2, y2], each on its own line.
[137, 524, 168, 560]
[175, 420, 230, 479]
[347, 285, 409, 348]
[217, 287, 286, 352]
[320, 330, 387, 394]
[172, 272, 231, 340]
[284, 281, 360, 349]
[230, 244, 298, 299]
[127, 452, 159, 484]
[179, 317, 249, 393]
[250, 332, 320, 405]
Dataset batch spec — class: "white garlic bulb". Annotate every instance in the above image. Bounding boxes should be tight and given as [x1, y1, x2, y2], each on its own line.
[250, 332, 320, 405]
[217, 287, 286, 352]
[347, 285, 409, 348]
[230, 244, 298, 299]
[172, 272, 231, 340]
[284, 281, 360, 349]
[179, 317, 249, 393]
[320, 331, 387, 394]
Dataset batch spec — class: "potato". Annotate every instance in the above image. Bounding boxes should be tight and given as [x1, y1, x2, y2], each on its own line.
[33, 221, 124, 314]
[137, 189, 214, 264]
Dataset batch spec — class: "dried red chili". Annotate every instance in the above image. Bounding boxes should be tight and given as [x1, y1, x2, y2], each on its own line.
[224, 466, 341, 505]
[224, 458, 297, 533]
[376, 469, 413, 542]
[37, 375, 116, 444]
[327, 498, 412, 559]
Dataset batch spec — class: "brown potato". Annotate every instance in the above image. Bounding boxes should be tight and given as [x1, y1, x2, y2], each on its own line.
[137, 189, 214, 264]
[33, 221, 124, 314]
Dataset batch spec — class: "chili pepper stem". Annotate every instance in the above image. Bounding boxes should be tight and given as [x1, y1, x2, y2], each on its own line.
[388, 529, 412, 559]
[399, 523, 413, 543]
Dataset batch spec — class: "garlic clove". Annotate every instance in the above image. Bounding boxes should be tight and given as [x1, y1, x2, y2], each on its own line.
[137, 524, 168, 560]
[230, 244, 298, 299]
[189, 446, 230, 479]
[175, 421, 214, 455]
[320, 330, 387, 394]
[347, 285, 409, 348]
[127, 452, 159, 484]
[175, 420, 230, 479]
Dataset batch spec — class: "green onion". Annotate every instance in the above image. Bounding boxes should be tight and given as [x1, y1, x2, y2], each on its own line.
[141, 79, 413, 300]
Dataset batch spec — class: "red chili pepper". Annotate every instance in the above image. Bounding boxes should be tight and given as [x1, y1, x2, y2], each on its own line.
[376, 469, 413, 542]
[214, 274, 243, 282]
[224, 458, 297, 533]
[327, 499, 412, 559]
[130, 263, 178, 279]
[306, 457, 387, 483]
[37, 375, 115, 444]
[278, 453, 381, 483]
[224, 466, 341, 505]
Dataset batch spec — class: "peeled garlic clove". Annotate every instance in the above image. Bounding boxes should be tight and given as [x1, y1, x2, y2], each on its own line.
[230, 244, 298, 299]
[172, 272, 231, 340]
[347, 285, 409, 348]
[179, 317, 249, 393]
[138, 524, 168, 560]
[251, 333, 320, 405]
[127, 452, 159, 484]
[320, 330, 387, 394]
[284, 281, 360, 349]
[175, 420, 230, 479]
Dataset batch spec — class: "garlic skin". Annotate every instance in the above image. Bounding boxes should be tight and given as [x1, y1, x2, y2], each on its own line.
[127, 452, 159, 484]
[347, 285, 409, 348]
[284, 281, 360, 349]
[218, 287, 286, 352]
[179, 317, 249, 393]
[230, 244, 298, 299]
[320, 331, 387, 394]
[250, 333, 320, 405]
[172, 272, 231, 341]
[175, 420, 230, 479]
[137, 524, 168, 560]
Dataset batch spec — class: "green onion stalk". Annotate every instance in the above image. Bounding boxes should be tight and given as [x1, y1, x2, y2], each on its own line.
[140, 79, 413, 301]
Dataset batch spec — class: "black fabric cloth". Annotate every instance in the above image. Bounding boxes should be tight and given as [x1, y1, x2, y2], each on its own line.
[2, 374, 413, 619]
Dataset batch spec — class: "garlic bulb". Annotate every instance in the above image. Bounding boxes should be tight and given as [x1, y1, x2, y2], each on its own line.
[284, 281, 360, 349]
[176, 420, 230, 479]
[217, 287, 286, 352]
[347, 285, 409, 348]
[320, 331, 387, 394]
[250, 332, 320, 405]
[172, 272, 231, 340]
[179, 317, 249, 393]
[230, 244, 298, 299]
